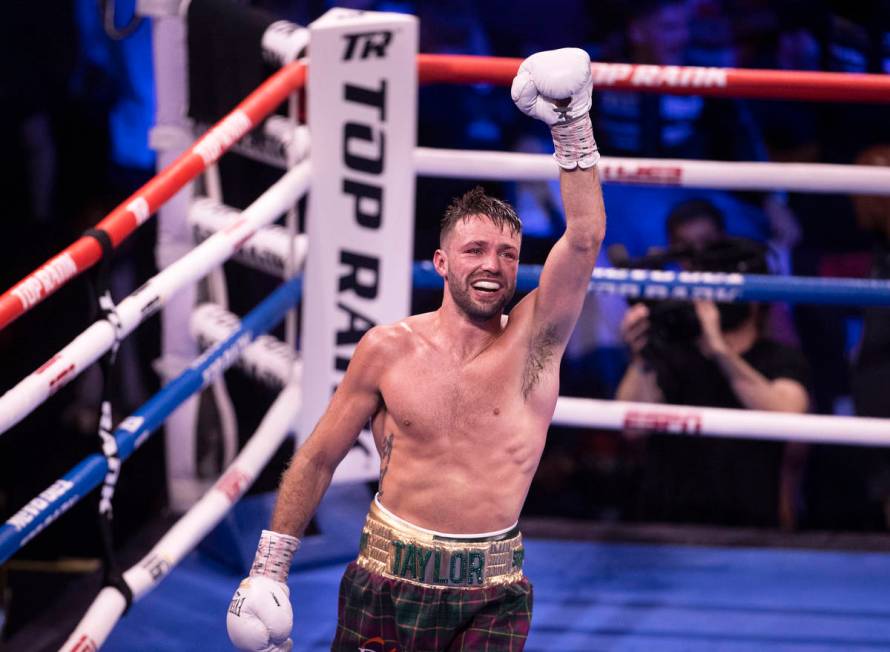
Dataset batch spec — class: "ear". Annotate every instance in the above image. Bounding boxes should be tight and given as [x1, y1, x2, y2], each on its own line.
[433, 248, 447, 278]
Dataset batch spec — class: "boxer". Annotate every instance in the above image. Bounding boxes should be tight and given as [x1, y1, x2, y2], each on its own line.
[227, 47, 604, 651]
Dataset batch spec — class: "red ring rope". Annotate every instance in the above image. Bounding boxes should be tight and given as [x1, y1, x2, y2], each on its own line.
[0, 61, 307, 331]
[418, 54, 890, 103]
[4, 52, 889, 331]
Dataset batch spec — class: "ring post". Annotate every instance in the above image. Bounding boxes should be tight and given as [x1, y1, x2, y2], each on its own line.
[302, 9, 418, 483]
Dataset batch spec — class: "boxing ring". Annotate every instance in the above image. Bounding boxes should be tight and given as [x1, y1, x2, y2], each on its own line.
[2, 6, 890, 651]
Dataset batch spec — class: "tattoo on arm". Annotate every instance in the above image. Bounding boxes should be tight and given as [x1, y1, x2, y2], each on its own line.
[522, 324, 560, 400]
[378, 432, 394, 496]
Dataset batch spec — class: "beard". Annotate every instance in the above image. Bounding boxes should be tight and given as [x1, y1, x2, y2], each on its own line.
[446, 272, 516, 321]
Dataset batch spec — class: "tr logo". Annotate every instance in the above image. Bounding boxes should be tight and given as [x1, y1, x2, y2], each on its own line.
[342, 31, 393, 60]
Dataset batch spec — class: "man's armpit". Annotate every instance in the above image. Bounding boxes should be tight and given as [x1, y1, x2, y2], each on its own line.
[521, 323, 560, 400]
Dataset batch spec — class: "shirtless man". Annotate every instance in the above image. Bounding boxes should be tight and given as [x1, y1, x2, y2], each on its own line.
[227, 48, 605, 652]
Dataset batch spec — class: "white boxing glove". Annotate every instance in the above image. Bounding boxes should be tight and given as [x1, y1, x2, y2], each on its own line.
[511, 48, 599, 170]
[511, 48, 592, 125]
[228, 576, 293, 652]
[227, 529, 300, 652]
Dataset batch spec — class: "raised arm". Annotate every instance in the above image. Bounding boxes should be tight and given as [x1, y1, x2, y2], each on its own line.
[535, 165, 605, 339]
[511, 48, 605, 344]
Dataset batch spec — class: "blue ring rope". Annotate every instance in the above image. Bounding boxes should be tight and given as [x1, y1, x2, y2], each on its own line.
[0, 276, 301, 564]
[5, 259, 888, 562]
[413, 262, 890, 306]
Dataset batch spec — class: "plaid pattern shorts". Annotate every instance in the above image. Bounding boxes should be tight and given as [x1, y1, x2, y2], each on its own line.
[332, 499, 533, 651]
[331, 561, 533, 651]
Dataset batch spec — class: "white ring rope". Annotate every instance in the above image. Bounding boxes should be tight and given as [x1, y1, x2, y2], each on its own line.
[21, 38, 890, 651]
[189, 197, 309, 277]
[0, 161, 311, 436]
[191, 302, 299, 389]
[59, 374, 302, 652]
[201, 118, 310, 172]
[554, 397, 890, 447]
[414, 147, 890, 195]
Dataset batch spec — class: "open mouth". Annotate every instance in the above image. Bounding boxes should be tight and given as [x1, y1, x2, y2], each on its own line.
[471, 280, 502, 294]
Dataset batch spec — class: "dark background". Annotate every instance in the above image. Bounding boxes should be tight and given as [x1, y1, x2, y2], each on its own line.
[2, 0, 890, 644]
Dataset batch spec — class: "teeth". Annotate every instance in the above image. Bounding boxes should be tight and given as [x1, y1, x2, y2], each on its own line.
[473, 281, 500, 290]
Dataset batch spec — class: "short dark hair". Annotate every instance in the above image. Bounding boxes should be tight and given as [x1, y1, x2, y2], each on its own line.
[440, 186, 522, 246]
[666, 198, 725, 239]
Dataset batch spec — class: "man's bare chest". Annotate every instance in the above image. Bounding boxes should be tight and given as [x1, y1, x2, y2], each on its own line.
[379, 350, 523, 436]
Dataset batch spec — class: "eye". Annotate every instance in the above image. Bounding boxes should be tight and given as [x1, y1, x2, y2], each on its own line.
[501, 251, 518, 260]
[466, 248, 482, 255]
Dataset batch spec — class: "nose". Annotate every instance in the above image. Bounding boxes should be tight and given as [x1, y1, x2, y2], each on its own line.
[480, 251, 500, 272]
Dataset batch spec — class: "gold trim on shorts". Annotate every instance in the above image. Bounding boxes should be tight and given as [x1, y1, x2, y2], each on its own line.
[355, 500, 525, 589]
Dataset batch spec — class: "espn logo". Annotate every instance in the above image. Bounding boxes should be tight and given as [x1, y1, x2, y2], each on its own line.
[623, 410, 702, 434]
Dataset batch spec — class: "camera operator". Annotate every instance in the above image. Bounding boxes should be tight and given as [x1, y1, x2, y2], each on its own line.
[615, 201, 810, 528]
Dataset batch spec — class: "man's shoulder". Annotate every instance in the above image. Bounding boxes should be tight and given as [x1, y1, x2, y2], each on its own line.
[360, 314, 432, 355]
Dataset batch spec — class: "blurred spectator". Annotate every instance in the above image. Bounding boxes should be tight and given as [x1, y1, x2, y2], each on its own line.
[795, 145, 890, 532]
[687, 0, 736, 67]
[846, 145, 890, 527]
[594, 0, 765, 161]
[781, 2, 887, 415]
[414, 0, 514, 259]
[479, 0, 600, 58]
[673, 196, 799, 339]
[614, 200, 810, 528]
[743, 4, 822, 161]
[853, 152, 890, 384]
[820, 4, 890, 161]
[730, 0, 786, 68]
[589, 0, 779, 298]
[415, 0, 516, 154]
[665, 197, 725, 251]
[731, 3, 871, 417]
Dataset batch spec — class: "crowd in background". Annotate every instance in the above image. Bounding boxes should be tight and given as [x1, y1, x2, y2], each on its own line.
[3, 2, 890, 633]
[399, 0, 890, 532]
